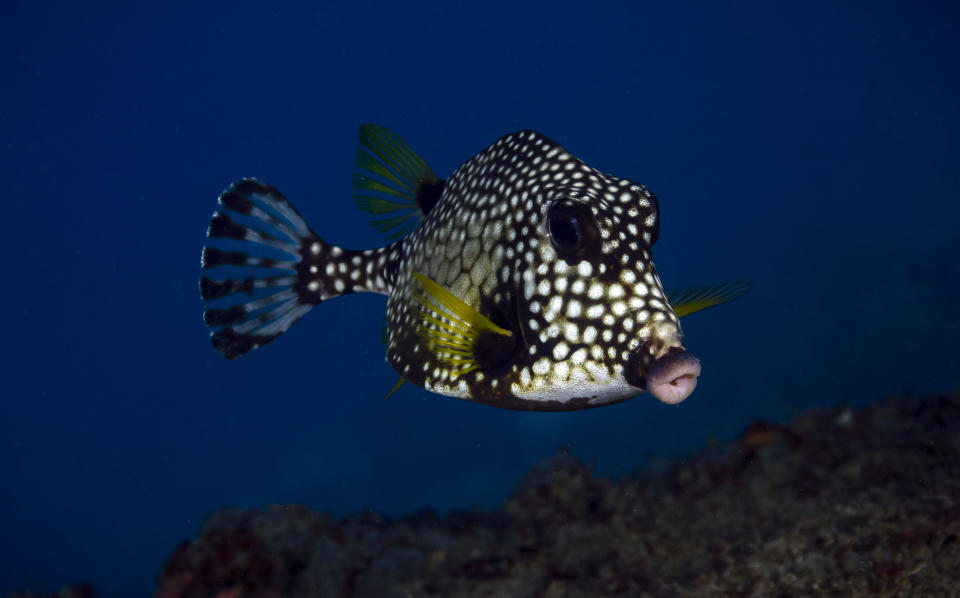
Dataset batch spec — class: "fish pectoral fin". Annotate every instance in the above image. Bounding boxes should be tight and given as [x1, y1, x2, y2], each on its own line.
[411, 271, 515, 377]
[384, 377, 405, 399]
[667, 280, 752, 318]
[352, 124, 444, 239]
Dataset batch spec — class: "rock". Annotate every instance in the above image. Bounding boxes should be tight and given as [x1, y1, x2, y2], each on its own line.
[151, 391, 960, 597]
[8, 392, 960, 597]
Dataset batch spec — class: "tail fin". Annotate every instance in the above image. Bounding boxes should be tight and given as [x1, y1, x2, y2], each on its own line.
[200, 179, 322, 359]
[201, 178, 396, 359]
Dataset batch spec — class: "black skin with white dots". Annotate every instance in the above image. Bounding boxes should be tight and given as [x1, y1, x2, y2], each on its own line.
[199, 127, 743, 410]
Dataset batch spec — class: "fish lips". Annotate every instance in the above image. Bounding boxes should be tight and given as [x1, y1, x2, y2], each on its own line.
[626, 347, 701, 404]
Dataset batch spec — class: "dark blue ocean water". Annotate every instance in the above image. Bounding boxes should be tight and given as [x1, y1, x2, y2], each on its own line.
[2, 1, 958, 595]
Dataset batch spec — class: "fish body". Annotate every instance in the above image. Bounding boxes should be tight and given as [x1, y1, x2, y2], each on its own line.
[201, 126, 749, 411]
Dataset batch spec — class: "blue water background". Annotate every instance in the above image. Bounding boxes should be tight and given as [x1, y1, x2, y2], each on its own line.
[2, 1, 958, 595]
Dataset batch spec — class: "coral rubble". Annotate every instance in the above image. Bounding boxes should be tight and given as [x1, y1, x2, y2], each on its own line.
[152, 391, 960, 597]
[7, 391, 960, 597]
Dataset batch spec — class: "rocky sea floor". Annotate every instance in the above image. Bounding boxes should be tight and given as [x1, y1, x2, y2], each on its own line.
[8, 390, 960, 598]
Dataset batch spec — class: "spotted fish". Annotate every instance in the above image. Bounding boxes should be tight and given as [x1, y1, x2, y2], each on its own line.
[200, 125, 749, 411]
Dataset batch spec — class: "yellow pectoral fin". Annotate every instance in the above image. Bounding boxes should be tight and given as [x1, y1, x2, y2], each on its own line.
[667, 280, 752, 318]
[384, 377, 405, 399]
[410, 271, 515, 377]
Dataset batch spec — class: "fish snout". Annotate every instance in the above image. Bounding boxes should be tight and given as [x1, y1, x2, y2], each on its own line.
[645, 350, 701, 404]
[624, 319, 701, 404]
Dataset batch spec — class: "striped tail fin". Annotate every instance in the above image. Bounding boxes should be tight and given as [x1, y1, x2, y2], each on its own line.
[201, 178, 398, 359]
[200, 179, 325, 359]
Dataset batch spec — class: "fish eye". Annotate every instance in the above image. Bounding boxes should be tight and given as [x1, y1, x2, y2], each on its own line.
[547, 200, 596, 260]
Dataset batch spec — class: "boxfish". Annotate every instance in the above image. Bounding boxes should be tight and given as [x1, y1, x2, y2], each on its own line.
[200, 125, 749, 410]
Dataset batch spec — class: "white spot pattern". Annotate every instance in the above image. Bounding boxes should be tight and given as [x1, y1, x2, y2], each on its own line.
[371, 130, 684, 410]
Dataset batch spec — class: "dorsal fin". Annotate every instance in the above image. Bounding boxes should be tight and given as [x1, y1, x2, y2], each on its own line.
[352, 124, 444, 239]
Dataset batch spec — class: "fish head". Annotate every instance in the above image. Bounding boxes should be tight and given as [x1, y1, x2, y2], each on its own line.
[513, 173, 699, 408]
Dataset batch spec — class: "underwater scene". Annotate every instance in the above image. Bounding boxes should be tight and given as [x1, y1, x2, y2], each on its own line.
[2, 1, 959, 596]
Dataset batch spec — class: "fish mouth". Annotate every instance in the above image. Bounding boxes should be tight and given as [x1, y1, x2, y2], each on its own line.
[645, 350, 701, 404]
